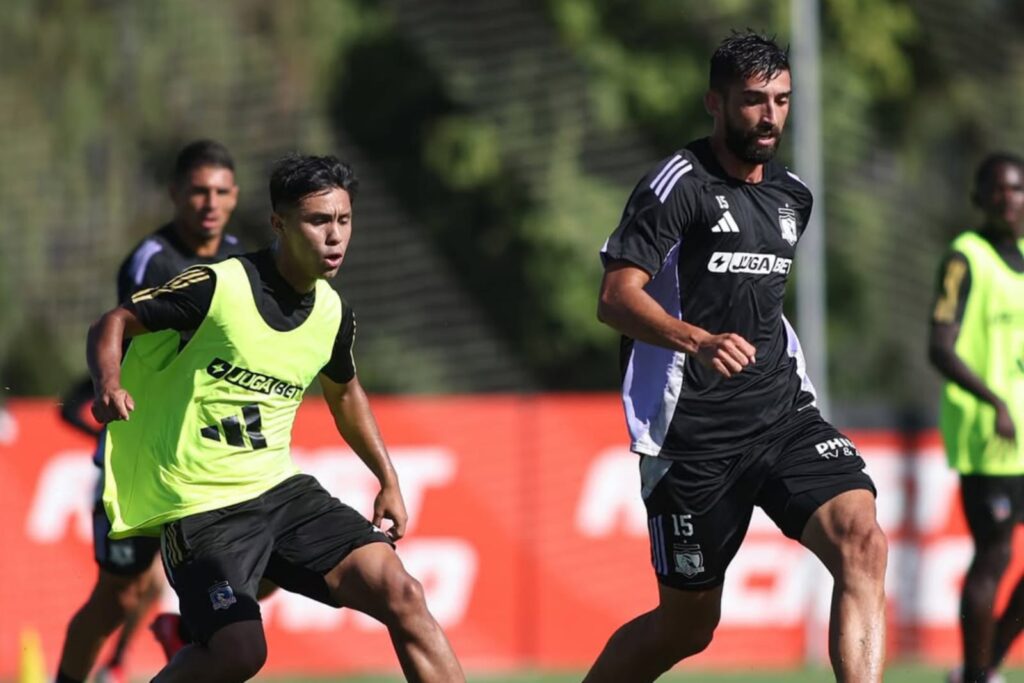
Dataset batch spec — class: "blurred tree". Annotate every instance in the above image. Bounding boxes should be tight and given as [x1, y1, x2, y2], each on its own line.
[0, 0, 378, 394]
[5, 0, 1024, 413]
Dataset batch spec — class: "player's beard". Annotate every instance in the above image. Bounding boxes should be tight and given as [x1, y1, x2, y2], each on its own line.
[725, 119, 782, 164]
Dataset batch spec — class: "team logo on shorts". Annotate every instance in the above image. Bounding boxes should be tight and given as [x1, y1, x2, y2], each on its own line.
[778, 207, 799, 245]
[989, 495, 1013, 523]
[109, 543, 136, 567]
[208, 581, 237, 611]
[673, 544, 705, 578]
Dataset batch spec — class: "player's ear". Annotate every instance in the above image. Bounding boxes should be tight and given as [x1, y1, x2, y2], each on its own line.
[704, 89, 721, 117]
[270, 212, 285, 237]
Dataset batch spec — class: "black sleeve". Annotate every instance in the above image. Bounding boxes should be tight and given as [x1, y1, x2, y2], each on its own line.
[125, 267, 216, 332]
[320, 303, 357, 383]
[117, 243, 181, 302]
[794, 183, 813, 237]
[601, 156, 697, 275]
[931, 251, 972, 325]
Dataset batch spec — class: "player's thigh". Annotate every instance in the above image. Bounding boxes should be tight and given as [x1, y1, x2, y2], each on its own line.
[643, 459, 757, 591]
[757, 416, 876, 543]
[320, 542, 420, 620]
[655, 582, 724, 637]
[261, 474, 392, 607]
[92, 565, 160, 611]
[159, 503, 272, 645]
[961, 474, 1022, 548]
[799, 488, 886, 577]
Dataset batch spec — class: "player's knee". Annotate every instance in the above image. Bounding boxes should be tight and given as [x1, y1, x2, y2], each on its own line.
[839, 519, 888, 584]
[379, 570, 428, 624]
[226, 644, 267, 681]
[208, 626, 267, 681]
[676, 623, 715, 658]
[654, 605, 718, 661]
[978, 536, 1013, 566]
[971, 539, 1013, 580]
[92, 574, 144, 620]
[651, 624, 715, 668]
[112, 583, 143, 616]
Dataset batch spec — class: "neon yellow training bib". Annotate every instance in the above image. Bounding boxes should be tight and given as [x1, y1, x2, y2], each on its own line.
[940, 231, 1024, 474]
[103, 258, 341, 537]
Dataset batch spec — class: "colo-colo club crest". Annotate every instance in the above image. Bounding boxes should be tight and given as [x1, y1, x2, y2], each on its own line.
[778, 206, 798, 246]
[673, 543, 705, 578]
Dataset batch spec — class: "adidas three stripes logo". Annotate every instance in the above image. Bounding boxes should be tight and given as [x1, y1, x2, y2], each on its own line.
[711, 211, 740, 233]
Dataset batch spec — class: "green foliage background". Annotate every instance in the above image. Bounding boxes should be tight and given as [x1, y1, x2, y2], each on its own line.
[3, 0, 1024, 419]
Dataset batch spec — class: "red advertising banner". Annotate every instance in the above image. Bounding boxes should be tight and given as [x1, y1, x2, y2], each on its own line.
[2, 396, 1024, 677]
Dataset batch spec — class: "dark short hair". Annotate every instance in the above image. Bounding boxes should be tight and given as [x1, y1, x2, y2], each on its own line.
[974, 152, 1024, 192]
[269, 154, 359, 212]
[173, 139, 235, 185]
[709, 31, 790, 92]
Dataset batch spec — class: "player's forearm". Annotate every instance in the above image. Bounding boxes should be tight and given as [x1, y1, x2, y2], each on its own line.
[928, 343, 1005, 408]
[598, 286, 708, 355]
[86, 310, 128, 393]
[332, 388, 400, 488]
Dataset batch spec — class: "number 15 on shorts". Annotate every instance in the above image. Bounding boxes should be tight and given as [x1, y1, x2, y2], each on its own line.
[671, 514, 694, 537]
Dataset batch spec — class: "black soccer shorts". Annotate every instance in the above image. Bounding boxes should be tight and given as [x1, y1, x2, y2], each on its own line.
[93, 472, 161, 576]
[159, 474, 393, 644]
[643, 409, 876, 590]
[960, 474, 1024, 544]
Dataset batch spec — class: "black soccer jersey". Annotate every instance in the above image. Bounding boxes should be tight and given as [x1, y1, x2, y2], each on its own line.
[116, 223, 242, 302]
[602, 137, 817, 459]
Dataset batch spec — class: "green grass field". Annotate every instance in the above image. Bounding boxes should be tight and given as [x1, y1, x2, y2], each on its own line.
[268, 666, 1024, 682]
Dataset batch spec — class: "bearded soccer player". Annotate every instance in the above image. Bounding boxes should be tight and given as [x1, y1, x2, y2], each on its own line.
[56, 139, 243, 683]
[585, 32, 888, 682]
[86, 154, 465, 683]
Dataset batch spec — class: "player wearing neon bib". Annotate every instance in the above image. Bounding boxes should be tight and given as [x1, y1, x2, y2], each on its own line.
[930, 153, 1024, 683]
[87, 154, 465, 683]
[940, 230, 1024, 475]
[103, 256, 339, 536]
[55, 140, 243, 683]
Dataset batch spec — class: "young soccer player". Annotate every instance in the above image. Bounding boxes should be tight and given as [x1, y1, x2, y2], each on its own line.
[87, 154, 464, 682]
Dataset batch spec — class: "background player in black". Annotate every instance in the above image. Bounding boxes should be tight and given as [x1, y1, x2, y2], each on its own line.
[585, 33, 887, 683]
[87, 155, 465, 683]
[930, 153, 1024, 683]
[55, 140, 242, 683]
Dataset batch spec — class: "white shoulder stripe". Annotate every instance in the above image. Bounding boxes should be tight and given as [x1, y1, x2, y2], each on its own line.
[787, 170, 807, 187]
[656, 162, 693, 203]
[649, 155, 683, 190]
[127, 240, 164, 286]
[653, 160, 689, 197]
[652, 159, 688, 197]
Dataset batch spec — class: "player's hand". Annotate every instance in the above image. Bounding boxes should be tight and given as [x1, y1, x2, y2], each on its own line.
[995, 401, 1017, 441]
[91, 385, 135, 423]
[373, 483, 409, 542]
[695, 332, 756, 378]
